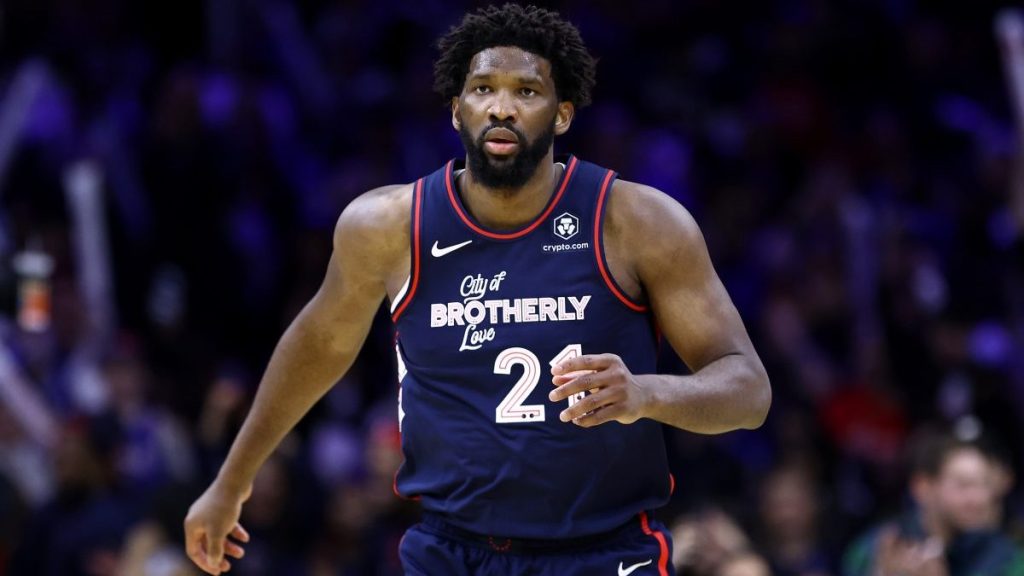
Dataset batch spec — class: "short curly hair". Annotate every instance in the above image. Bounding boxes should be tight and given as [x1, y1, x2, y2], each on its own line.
[433, 4, 597, 108]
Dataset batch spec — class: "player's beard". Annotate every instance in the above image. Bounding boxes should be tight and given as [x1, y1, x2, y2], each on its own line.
[459, 117, 555, 190]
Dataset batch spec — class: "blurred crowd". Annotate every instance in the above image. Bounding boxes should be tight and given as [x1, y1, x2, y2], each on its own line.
[1, 0, 1023, 575]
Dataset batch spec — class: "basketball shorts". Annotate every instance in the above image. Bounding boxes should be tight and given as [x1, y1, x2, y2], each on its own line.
[399, 511, 675, 576]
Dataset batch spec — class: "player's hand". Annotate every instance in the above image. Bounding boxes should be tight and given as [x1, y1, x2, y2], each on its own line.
[184, 481, 252, 574]
[548, 353, 652, 426]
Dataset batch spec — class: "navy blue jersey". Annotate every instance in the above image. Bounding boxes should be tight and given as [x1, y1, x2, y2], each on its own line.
[391, 155, 673, 539]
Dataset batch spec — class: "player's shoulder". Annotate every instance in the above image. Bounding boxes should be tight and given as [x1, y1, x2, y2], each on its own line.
[338, 183, 414, 227]
[605, 178, 702, 250]
[333, 182, 415, 263]
[336, 183, 413, 234]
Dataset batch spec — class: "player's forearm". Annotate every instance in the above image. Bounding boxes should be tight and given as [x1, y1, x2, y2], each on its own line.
[639, 353, 770, 433]
[214, 307, 364, 492]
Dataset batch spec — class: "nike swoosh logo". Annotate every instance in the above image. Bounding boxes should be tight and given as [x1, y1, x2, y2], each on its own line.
[431, 240, 473, 257]
[618, 559, 653, 576]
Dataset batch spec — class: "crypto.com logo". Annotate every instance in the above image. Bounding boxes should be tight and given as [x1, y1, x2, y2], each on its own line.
[553, 212, 579, 240]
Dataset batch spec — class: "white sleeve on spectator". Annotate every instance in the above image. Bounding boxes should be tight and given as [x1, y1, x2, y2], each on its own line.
[0, 343, 58, 448]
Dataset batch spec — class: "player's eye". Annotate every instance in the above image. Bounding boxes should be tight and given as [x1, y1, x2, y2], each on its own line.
[474, 85, 492, 94]
[520, 88, 536, 97]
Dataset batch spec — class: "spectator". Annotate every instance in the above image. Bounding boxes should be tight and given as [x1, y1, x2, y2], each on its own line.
[673, 507, 753, 576]
[9, 417, 137, 576]
[755, 462, 836, 576]
[717, 551, 773, 576]
[843, 427, 1024, 576]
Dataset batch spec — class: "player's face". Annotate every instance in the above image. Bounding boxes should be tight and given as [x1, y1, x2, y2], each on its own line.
[452, 46, 574, 189]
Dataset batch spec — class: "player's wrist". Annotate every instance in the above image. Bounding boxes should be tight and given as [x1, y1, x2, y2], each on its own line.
[631, 374, 662, 421]
[212, 471, 254, 500]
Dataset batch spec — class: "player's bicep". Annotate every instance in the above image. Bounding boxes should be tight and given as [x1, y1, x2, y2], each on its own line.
[638, 198, 754, 372]
[300, 195, 398, 355]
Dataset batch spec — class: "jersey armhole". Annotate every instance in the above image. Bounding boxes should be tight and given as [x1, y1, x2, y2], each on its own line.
[390, 179, 424, 322]
[593, 170, 649, 313]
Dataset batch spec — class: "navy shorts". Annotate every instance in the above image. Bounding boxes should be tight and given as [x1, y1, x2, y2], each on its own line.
[399, 512, 675, 576]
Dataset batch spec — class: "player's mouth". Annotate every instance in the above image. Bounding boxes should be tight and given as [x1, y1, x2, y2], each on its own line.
[483, 128, 520, 156]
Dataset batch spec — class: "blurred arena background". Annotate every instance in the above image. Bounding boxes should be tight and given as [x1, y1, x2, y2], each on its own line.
[0, 0, 1023, 574]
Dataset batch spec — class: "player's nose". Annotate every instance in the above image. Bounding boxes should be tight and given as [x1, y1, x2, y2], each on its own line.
[487, 91, 517, 122]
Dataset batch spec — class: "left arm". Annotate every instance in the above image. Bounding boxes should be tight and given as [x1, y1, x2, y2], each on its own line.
[548, 182, 770, 433]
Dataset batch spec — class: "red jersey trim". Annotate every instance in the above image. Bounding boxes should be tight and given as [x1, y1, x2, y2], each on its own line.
[391, 179, 423, 323]
[594, 170, 649, 313]
[392, 469, 421, 502]
[444, 156, 579, 240]
[640, 512, 671, 576]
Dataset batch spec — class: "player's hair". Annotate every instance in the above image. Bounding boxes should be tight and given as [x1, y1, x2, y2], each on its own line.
[433, 3, 597, 108]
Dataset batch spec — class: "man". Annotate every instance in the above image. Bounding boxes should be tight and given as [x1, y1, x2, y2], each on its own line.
[184, 4, 771, 575]
[842, 428, 1024, 576]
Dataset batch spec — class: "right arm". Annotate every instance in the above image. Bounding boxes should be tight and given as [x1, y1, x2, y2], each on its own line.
[184, 184, 411, 575]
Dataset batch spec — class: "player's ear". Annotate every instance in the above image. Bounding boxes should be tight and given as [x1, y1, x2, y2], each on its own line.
[554, 101, 574, 136]
[451, 97, 461, 131]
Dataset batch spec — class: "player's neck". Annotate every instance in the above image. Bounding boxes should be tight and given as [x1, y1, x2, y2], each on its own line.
[458, 153, 561, 231]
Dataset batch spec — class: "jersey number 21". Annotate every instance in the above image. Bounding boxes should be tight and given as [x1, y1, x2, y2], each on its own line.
[396, 344, 587, 427]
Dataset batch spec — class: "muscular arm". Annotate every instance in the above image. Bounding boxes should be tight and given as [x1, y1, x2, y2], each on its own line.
[214, 186, 408, 490]
[185, 184, 410, 574]
[626, 183, 770, 433]
[550, 181, 770, 434]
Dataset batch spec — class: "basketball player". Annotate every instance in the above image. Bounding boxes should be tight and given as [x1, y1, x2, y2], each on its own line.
[184, 5, 771, 575]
